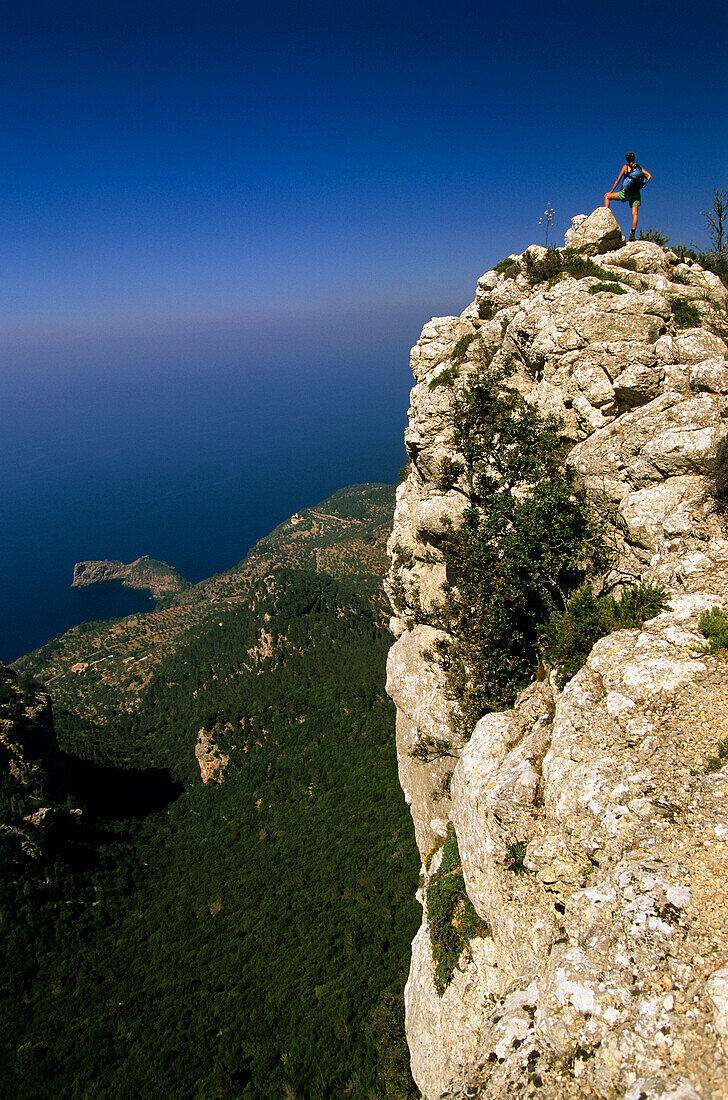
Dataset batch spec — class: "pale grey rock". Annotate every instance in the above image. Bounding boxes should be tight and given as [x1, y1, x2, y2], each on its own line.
[613, 361, 664, 406]
[690, 355, 728, 394]
[706, 966, 728, 1055]
[410, 317, 474, 384]
[386, 219, 728, 1099]
[674, 328, 728, 364]
[451, 700, 559, 976]
[568, 392, 728, 510]
[602, 239, 673, 275]
[195, 729, 229, 784]
[416, 492, 469, 540]
[564, 207, 624, 254]
[624, 1081, 702, 1100]
[406, 922, 510, 1100]
[478, 274, 526, 317]
[386, 625, 458, 857]
[459, 301, 479, 322]
[618, 476, 706, 553]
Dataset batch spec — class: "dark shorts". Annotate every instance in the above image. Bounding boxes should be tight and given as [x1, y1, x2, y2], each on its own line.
[615, 188, 641, 208]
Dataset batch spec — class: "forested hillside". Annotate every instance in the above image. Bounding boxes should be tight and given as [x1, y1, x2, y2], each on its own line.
[2, 486, 419, 1099]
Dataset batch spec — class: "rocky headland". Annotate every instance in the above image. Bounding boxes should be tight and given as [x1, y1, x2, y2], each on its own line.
[71, 555, 187, 600]
[385, 208, 728, 1098]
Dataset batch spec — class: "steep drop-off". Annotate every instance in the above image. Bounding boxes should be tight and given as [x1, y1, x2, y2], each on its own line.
[3, 485, 419, 1100]
[385, 209, 728, 1099]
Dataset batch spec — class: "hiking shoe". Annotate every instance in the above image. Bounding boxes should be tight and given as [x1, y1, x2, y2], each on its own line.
[629, 231, 636, 241]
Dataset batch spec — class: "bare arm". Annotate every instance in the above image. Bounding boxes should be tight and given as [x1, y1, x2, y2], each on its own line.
[642, 168, 652, 181]
[610, 165, 628, 192]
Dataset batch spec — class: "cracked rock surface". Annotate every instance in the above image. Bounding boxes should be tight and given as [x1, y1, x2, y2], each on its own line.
[385, 210, 728, 1098]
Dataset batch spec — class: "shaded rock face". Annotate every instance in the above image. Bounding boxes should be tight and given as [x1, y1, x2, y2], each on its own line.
[385, 212, 728, 1099]
[0, 665, 79, 862]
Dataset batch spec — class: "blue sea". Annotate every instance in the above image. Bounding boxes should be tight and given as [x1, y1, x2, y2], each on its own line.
[1, 308, 422, 663]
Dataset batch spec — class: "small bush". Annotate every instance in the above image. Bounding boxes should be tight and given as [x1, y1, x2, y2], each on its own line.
[523, 248, 622, 288]
[589, 281, 627, 295]
[639, 227, 670, 246]
[706, 736, 728, 773]
[671, 297, 702, 328]
[495, 257, 520, 278]
[409, 734, 454, 762]
[669, 271, 690, 285]
[523, 248, 563, 283]
[436, 456, 465, 492]
[432, 770, 453, 802]
[615, 584, 670, 628]
[541, 587, 617, 684]
[428, 365, 460, 390]
[451, 332, 479, 366]
[699, 606, 728, 652]
[542, 584, 669, 685]
[427, 823, 486, 994]
[423, 843, 441, 871]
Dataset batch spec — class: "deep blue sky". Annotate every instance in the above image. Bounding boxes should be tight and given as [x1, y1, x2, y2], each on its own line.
[4, 0, 727, 350]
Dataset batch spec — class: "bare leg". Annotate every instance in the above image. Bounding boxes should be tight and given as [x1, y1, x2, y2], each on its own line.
[604, 191, 621, 208]
[631, 204, 639, 233]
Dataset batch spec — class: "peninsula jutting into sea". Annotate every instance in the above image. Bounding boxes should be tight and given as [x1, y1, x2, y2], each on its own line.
[71, 555, 188, 600]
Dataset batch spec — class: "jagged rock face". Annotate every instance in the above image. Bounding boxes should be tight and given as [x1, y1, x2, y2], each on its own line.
[0, 665, 79, 861]
[385, 210, 728, 1099]
[195, 728, 229, 784]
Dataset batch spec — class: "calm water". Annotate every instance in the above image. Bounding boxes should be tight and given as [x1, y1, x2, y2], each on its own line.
[1, 310, 419, 663]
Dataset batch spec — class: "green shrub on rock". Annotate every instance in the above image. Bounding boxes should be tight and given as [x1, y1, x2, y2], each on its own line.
[699, 606, 728, 652]
[426, 823, 486, 995]
[542, 584, 670, 685]
[523, 248, 623, 288]
[589, 281, 627, 295]
[494, 257, 520, 278]
[430, 359, 605, 734]
[706, 736, 728, 773]
[671, 297, 702, 328]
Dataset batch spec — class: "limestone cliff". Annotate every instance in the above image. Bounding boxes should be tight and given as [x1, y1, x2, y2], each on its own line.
[385, 209, 728, 1099]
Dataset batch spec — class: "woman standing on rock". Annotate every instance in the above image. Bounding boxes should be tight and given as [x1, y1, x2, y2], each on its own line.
[604, 152, 651, 241]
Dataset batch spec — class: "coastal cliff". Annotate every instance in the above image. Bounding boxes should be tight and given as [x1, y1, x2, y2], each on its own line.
[72, 555, 187, 599]
[385, 209, 728, 1098]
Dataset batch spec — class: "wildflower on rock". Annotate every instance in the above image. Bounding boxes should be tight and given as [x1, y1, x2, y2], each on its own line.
[539, 202, 556, 248]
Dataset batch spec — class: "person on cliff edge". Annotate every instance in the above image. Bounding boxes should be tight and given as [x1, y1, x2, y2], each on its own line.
[604, 153, 652, 241]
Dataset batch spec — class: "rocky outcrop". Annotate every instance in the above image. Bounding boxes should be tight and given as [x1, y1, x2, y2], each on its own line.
[195, 729, 229, 784]
[0, 665, 80, 862]
[386, 210, 728, 1098]
[564, 209, 625, 255]
[72, 555, 187, 599]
